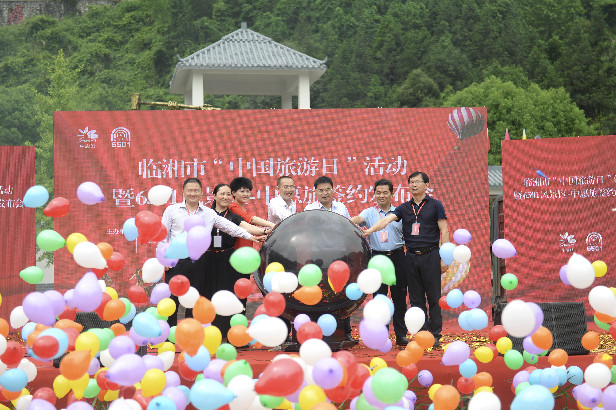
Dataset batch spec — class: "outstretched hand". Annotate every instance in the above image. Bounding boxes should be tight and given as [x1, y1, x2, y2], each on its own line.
[250, 235, 267, 243]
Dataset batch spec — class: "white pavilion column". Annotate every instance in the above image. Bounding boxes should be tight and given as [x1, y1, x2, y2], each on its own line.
[191, 71, 204, 107]
[184, 88, 192, 105]
[298, 73, 310, 109]
[281, 93, 292, 109]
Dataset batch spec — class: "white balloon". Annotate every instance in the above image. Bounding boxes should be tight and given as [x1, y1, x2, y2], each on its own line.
[501, 299, 536, 338]
[178, 287, 199, 309]
[299, 338, 331, 365]
[468, 391, 501, 410]
[108, 398, 143, 410]
[271, 272, 299, 293]
[0, 335, 6, 355]
[357, 268, 382, 294]
[100, 349, 115, 368]
[0, 358, 7, 376]
[10, 306, 29, 329]
[588, 286, 616, 317]
[142, 258, 165, 283]
[15, 395, 32, 410]
[147, 185, 173, 206]
[363, 299, 392, 325]
[566, 253, 595, 289]
[98, 280, 107, 291]
[304, 364, 315, 385]
[227, 374, 257, 410]
[453, 245, 472, 264]
[249, 395, 269, 410]
[158, 351, 175, 371]
[17, 358, 37, 382]
[248, 316, 288, 347]
[404, 306, 426, 335]
[211, 290, 245, 316]
[584, 362, 612, 389]
[73, 241, 107, 270]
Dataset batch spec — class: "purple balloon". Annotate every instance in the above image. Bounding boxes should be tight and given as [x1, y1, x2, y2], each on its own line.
[576, 383, 602, 408]
[559, 265, 570, 285]
[285, 381, 307, 403]
[187, 226, 212, 261]
[44, 290, 66, 317]
[523, 336, 544, 355]
[453, 229, 472, 245]
[203, 359, 226, 383]
[108, 335, 136, 359]
[492, 239, 517, 259]
[129, 326, 149, 346]
[87, 357, 101, 375]
[162, 386, 188, 410]
[350, 397, 358, 410]
[418, 370, 433, 387]
[106, 354, 146, 386]
[312, 357, 344, 389]
[67, 402, 94, 410]
[142, 354, 165, 370]
[294, 314, 311, 331]
[165, 371, 181, 388]
[156, 242, 178, 268]
[378, 338, 393, 353]
[363, 377, 388, 408]
[64, 289, 76, 308]
[73, 272, 103, 312]
[404, 390, 417, 405]
[77, 181, 105, 205]
[22, 292, 56, 326]
[527, 302, 544, 334]
[184, 214, 206, 233]
[602, 385, 616, 408]
[150, 283, 171, 304]
[441, 340, 470, 366]
[149, 320, 171, 346]
[463, 290, 481, 309]
[29, 399, 57, 410]
[513, 370, 530, 388]
[359, 319, 389, 350]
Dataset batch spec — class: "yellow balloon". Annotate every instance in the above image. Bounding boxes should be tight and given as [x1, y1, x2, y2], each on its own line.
[549, 385, 558, 393]
[157, 298, 177, 317]
[277, 399, 292, 409]
[53, 374, 71, 398]
[75, 332, 101, 358]
[496, 337, 512, 354]
[70, 373, 89, 399]
[298, 385, 326, 410]
[10, 388, 30, 407]
[66, 233, 88, 254]
[0, 404, 10, 410]
[141, 368, 166, 397]
[266, 262, 285, 274]
[105, 287, 118, 299]
[203, 325, 222, 355]
[0, 292, 2, 306]
[475, 386, 493, 394]
[593, 260, 608, 278]
[369, 357, 387, 374]
[103, 389, 119, 401]
[158, 341, 176, 354]
[428, 384, 442, 400]
[474, 346, 494, 363]
[576, 401, 591, 410]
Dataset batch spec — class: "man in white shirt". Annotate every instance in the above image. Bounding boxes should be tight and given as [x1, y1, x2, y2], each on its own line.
[267, 175, 297, 224]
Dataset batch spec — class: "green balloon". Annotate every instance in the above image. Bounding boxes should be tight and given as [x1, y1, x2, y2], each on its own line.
[147, 306, 166, 321]
[19, 266, 44, 284]
[84, 378, 101, 398]
[230, 313, 248, 328]
[523, 350, 539, 364]
[119, 298, 131, 318]
[539, 349, 548, 357]
[371, 368, 408, 404]
[90, 328, 114, 351]
[216, 343, 237, 361]
[515, 381, 530, 395]
[168, 326, 176, 343]
[230, 247, 261, 274]
[356, 393, 379, 410]
[223, 360, 253, 386]
[611, 365, 616, 384]
[195, 373, 204, 382]
[260, 394, 284, 408]
[595, 316, 611, 330]
[504, 349, 524, 370]
[368, 254, 396, 286]
[298, 264, 323, 287]
[36, 229, 65, 251]
[500, 273, 518, 290]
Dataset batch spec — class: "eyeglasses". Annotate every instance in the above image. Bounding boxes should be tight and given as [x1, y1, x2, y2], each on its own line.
[409, 180, 425, 186]
[280, 185, 295, 190]
[317, 188, 333, 194]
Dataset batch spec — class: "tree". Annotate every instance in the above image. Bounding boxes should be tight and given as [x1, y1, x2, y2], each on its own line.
[394, 68, 440, 107]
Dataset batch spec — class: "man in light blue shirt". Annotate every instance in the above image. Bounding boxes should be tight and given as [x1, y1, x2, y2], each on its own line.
[351, 178, 410, 346]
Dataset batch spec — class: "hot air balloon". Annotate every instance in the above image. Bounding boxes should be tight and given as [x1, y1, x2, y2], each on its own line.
[447, 107, 485, 141]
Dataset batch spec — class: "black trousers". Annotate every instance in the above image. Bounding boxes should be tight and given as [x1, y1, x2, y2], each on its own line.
[373, 248, 410, 337]
[406, 248, 442, 337]
[164, 255, 207, 327]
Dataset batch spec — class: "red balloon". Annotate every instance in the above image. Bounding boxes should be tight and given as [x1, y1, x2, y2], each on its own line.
[399, 364, 418, 381]
[32, 335, 59, 359]
[119, 386, 136, 399]
[333, 350, 358, 376]
[439, 295, 451, 311]
[63, 327, 79, 352]
[128, 285, 148, 304]
[92, 267, 108, 279]
[33, 387, 57, 405]
[325, 383, 352, 403]
[457, 377, 475, 395]
[65, 392, 79, 407]
[253, 304, 268, 317]
[169, 275, 190, 296]
[107, 252, 125, 271]
[327, 260, 350, 293]
[43, 197, 70, 218]
[263, 292, 286, 316]
[58, 306, 77, 321]
[178, 359, 199, 381]
[234, 278, 252, 299]
[132, 389, 152, 410]
[488, 325, 507, 342]
[95, 292, 112, 319]
[255, 358, 304, 396]
[297, 322, 323, 343]
[610, 322, 616, 340]
[135, 211, 161, 242]
[350, 363, 371, 390]
[1, 341, 24, 366]
[151, 224, 167, 242]
[96, 370, 119, 390]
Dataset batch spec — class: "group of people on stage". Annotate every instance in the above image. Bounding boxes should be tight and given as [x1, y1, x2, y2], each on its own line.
[161, 171, 449, 348]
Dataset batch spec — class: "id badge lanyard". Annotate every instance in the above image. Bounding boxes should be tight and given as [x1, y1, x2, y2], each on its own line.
[377, 207, 389, 242]
[411, 201, 426, 236]
[214, 209, 229, 248]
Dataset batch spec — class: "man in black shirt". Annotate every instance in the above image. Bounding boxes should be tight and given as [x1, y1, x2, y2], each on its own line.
[363, 172, 449, 347]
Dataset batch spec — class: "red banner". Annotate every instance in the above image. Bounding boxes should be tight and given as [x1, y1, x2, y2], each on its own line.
[0, 146, 36, 318]
[502, 136, 616, 304]
[54, 108, 490, 302]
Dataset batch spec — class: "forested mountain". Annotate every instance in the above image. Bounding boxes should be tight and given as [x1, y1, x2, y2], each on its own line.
[1, 0, 613, 168]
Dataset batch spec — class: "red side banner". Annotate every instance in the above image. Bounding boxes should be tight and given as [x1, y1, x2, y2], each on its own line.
[502, 136, 616, 304]
[0, 146, 36, 318]
[54, 109, 490, 302]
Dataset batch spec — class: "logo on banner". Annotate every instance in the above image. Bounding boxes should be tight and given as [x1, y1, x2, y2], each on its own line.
[586, 232, 603, 252]
[111, 127, 131, 148]
[77, 127, 98, 149]
[559, 232, 576, 252]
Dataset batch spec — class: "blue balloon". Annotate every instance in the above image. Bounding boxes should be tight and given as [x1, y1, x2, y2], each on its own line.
[528, 369, 543, 385]
[457, 311, 473, 331]
[317, 314, 337, 337]
[132, 312, 162, 338]
[374, 294, 395, 316]
[345, 283, 362, 300]
[459, 358, 477, 378]
[467, 308, 489, 330]
[123, 218, 139, 241]
[39, 327, 70, 359]
[120, 303, 137, 324]
[556, 368, 567, 386]
[177, 385, 191, 401]
[0, 368, 28, 392]
[511, 384, 555, 410]
[147, 397, 176, 410]
[263, 273, 274, 293]
[439, 242, 456, 265]
[539, 368, 559, 388]
[185, 346, 211, 372]
[166, 232, 189, 259]
[567, 366, 584, 385]
[21, 321, 36, 342]
[446, 289, 463, 309]
[23, 185, 49, 208]
[190, 379, 235, 410]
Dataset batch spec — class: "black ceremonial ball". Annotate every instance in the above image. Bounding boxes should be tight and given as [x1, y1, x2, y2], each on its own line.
[256, 210, 370, 321]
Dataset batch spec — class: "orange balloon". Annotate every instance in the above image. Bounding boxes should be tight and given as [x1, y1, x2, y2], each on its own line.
[110, 323, 127, 337]
[0, 318, 8, 337]
[582, 331, 600, 351]
[228, 325, 252, 347]
[55, 319, 84, 333]
[293, 286, 323, 305]
[595, 311, 616, 324]
[312, 403, 337, 410]
[103, 299, 126, 321]
[26, 330, 42, 348]
[405, 341, 424, 364]
[548, 349, 568, 367]
[593, 353, 613, 368]
[97, 242, 114, 260]
[531, 327, 553, 351]
[193, 297, 216, 324]
[415, 331, 435, 350]
[60, 350, 92, 380]
[434, 385, 460, 410]
[396, 350, 413, 367]
[175, 318, 205, 356]
[472, 372, 493, 388]
[220, 359, 238, 379]
[1, 386, 21, 399]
